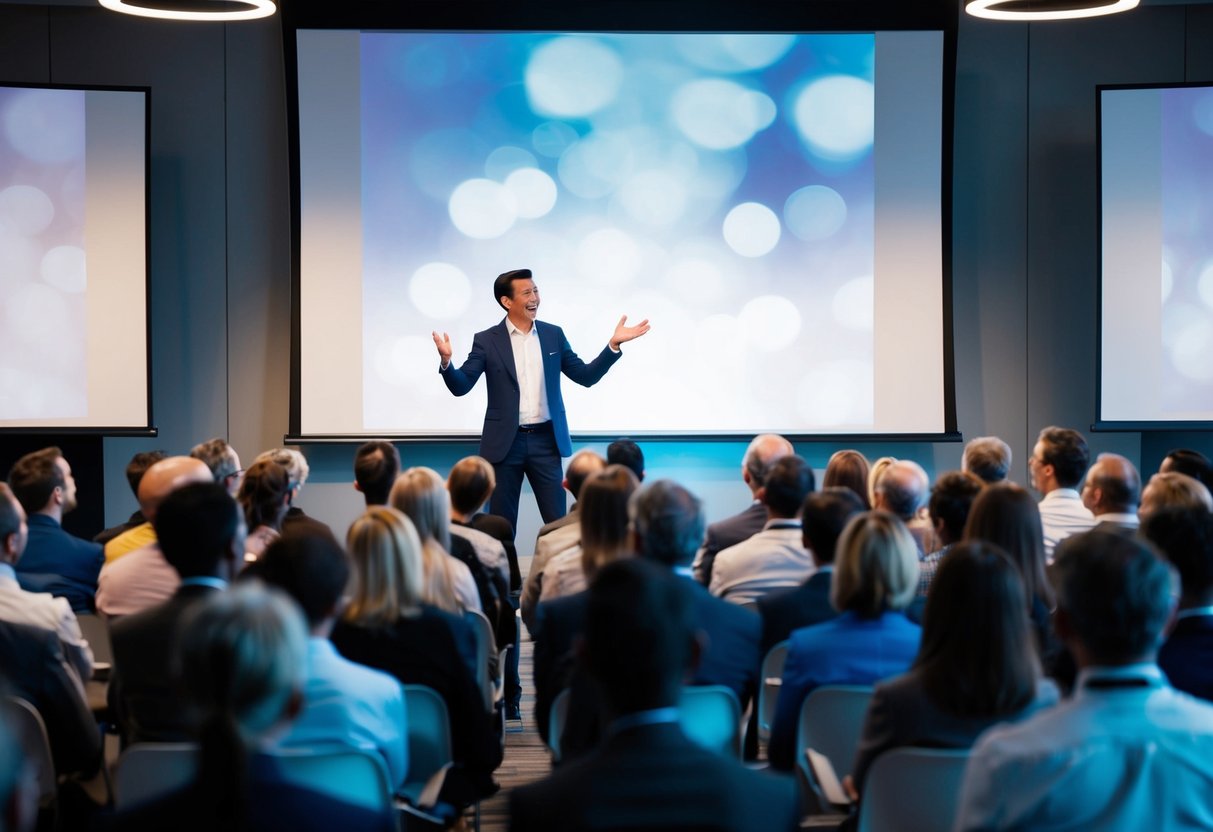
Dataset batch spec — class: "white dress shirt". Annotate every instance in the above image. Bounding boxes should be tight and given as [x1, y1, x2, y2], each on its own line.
[708, 520, 815, 605]
[0, 562, 94, 682]
[1038, 488, 1095, 561]
[508, 320, 549, 426]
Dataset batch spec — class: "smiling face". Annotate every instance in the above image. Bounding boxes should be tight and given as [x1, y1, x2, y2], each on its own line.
[503, 277, 540, 329]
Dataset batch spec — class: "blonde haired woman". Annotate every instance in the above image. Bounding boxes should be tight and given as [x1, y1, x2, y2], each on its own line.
[768, 511, 923, 770]
[332, 506, 501, 806]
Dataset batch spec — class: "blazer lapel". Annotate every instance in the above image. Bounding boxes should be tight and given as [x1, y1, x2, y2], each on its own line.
[492, 320, 519, 386]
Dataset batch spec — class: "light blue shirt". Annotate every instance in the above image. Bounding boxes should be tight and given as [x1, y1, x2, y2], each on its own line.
[278, 638, 408, 790]
[954, 663, 1213, 831]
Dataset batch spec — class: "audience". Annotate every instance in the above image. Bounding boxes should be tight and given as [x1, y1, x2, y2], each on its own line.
[110, 584, 394, 832]
[108, 482, 241, 745]
[915, 470, 984, 598]
[539, 465, 638, 603]
[95, 456, 214, 616]
[389, 467, 481, 614]
[961, 436, 1012, 484]
[847, 542, 1057, 806]
[692, 433, 795, 585]
[821, 449, 871, 509]
[511, 559, 799, 832]
[1028, 426, 1095, 559]
[768, 511, 922, 770]
[710, 455, 817, 605]
[332, 506, 500, 807]
[757, 487, 866, 655]
[866, 456, 896, 508]
[522, 450, 606, 632]
[7, 447, 104, 613]
[0, 482, 93, 684]
[93, 450, 166, 547]
[1159, 447, 1213, 491]
[237, 459, 292, 562]
[606, 438, 645, 482]
[1139, 470, 1213, 519]
[1141, 506, 1213, 702]
[254, 448, 325, 536]
[872, 459, 934, 555]
[447, 455, 519, 590]
[1081, 452, 1141, 532]
[954, 530, 1213, 830]
[352, 440, 400, 508]
[189, 438, 243, 496]
[244, 533, 408, 791]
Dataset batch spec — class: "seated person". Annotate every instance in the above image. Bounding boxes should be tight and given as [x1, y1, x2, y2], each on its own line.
[510, 558, 799, 832]
[331, 506, 501, 807]
[447, 456, 514, 588]
[109, 584, 393, 832]
[94, 451, 166, 547]
[243, 533, 408, 792]
[236, 460, 291, 561]
[768, 511, 922, 771]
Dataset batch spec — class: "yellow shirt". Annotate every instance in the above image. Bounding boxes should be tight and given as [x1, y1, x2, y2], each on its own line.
[104, 521, 157, 563]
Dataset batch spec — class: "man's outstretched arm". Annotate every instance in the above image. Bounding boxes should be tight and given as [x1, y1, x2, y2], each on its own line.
[435, 330, 487, 396]
[561, 316, 651, 387]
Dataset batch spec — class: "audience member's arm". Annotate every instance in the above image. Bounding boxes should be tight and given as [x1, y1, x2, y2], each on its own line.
[55, 601, 94, 682]
[766, 645, 816, 771]
[36, 629, 103, 777]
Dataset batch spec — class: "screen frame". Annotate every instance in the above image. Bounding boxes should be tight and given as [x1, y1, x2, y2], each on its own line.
[282, 1, 959, 443]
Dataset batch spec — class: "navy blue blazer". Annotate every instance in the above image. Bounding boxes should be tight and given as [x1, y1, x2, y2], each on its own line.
[1159, 614, 1213, 703]
[16, 514, 104, 613]
[440, 319, 621, 462]
[757, 569, 838, 656]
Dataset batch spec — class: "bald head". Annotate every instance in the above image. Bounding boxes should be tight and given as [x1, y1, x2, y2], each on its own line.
[1140, 472, 1213, 520]
[565, 450, 607, 501]
[874, 460, 929, 520]
[136, 456, 213, 521]
[1082, 453, 1141, 516]
[742, 434, 795, 495]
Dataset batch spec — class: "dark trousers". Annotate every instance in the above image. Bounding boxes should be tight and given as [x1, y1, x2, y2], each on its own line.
[489, 422, 567, 534]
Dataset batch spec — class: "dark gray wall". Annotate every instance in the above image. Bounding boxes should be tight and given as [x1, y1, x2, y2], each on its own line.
[2, 3, 1210, 545]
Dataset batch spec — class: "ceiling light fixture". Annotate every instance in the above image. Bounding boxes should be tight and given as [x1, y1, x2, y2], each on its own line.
[965, 0, 1137, 20]
[98, 0, 276, 22]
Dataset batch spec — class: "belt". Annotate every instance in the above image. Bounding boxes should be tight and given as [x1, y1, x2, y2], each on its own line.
[517, 422, 552, 433]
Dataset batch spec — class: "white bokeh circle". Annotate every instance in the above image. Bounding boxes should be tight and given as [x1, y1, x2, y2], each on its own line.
[373, 335, 439, 388]
[448, 178, 517, 239]
[832, 276, 874, 331]
[1169, 319, 1213, 381]
[41, 246, 87, 294]
[739, 295, 802, 351]
[785, 185, 847, 241]
[557, 133, 632, 200]
[1197, 260, 1213, 311]
[795, 360, 874, 426]
[485, 146, 538, 181]
[2, 90, 86, 165]
[793, 75, 875, 161]
[723, 202, 781, 258]
[525, 37, 623, 118]
[409, 262, 472, 320]
[0, 186, 55, 236]
[672, 79, 776, 151]
[619, 170, 687, 227]
[503, 168, 558, 219]
[576, 228, 642, 287]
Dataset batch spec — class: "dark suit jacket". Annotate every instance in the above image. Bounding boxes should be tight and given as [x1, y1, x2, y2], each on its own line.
[16, 514, 105, 613]
[694, 501, 767, 585]
[533, 577, 762, 756]
[509, 721, 800, 832]
[1159, 614, 1213, 703]
[331, 606, 502, 801]
[108, 584, 221, 745]
[0, 619, 101, 776]
[757, 569, 838, 656]
[440, 320, 621, 462]
[466, 513, 521, 591]
[94, 510, 146, 548]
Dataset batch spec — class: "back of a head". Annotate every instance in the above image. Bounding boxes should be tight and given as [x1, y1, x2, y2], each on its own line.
[629, 479, 705, 569]
[579, 466, 639, 578]
[344, 506, 425, 625]
[353, 441, 401, 507]
[1161, 448, 1213, 490]
[125, 450, 167, 497]
[802, 488, 867, 565]
[607, 439, 645, 482]
[1140, 472, 1213, 519]
[742, 434, 794, 488]
[831, 511, 920, 617]
[762, 455, 816, 518]
[585, 558, 695, 716]
[962, 437, 1012, 484]
[565, 450, 607, 501]
[1052, 530, 1175, 665]
[1036, 426, 1090, 489]
[447, 456, 494, 516]
[1141, 506, 1213, 605]
[822, 450, 871, 509]
[6, 447, 63, 515]
[237, 460, 291, 531]
[389, 467, 451, 551]
[155, 482, 240, 579]
[963, 482, 1051, 607]
[0, 484, 21, 545]
[178, 584, 308, 818]
[916, 541, 1037, 717]
[248, 533, 351, 630]
[254, 448, 309, 490]
[136, 456, 214, 519]
[929, 471, 985, 545]
[867, 456, 897, 507]
[875, 460, 929, 520]
[1085, 453, 1141, 513]
[190, 438, 240, 483]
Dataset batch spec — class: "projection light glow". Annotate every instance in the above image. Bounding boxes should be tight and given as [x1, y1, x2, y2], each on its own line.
[98, 0, 277, 21]
[965, 0, 1138, 20]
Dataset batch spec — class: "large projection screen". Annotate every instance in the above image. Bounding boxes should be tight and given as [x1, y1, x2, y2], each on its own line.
[1100, 83, 1213, 428]
[296, 31, 947, 438]
[0, 84, 150, 432]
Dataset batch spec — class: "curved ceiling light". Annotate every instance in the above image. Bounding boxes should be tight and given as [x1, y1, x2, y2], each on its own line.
[965, 0, 1138, 20]
[98, 0, 276, 21]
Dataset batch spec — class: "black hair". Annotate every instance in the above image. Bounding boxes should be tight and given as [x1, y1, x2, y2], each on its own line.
[607, 439, 645, 482]
[353, 441, 401, 507]
[7, 447, 64, 515]
[493, 268, 532, 310]
[762, 455, 816, 517]
[245, 533, 351, 629]
[802, 487, 866, 565]
[155, 482, 240, 578]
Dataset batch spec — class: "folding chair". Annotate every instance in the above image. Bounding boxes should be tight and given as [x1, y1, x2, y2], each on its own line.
[857, 748, 970, 832]
[796, 685, 873, 813]
[679, 685, 742, 759]
[114, 743, 198, 808]
[274, 745, 393, 813]
[2, 697, 57, 813]
[464, 609, 497, 712]
[758, 640, 789, 746]
[398, 684, 462, 830]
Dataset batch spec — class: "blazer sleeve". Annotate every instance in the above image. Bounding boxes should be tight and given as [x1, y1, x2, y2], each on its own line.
[441, 332, 488, 396]
[556, 328, 621, 388]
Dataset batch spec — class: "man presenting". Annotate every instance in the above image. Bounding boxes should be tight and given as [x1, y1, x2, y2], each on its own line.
[433, 268, 649, 533]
